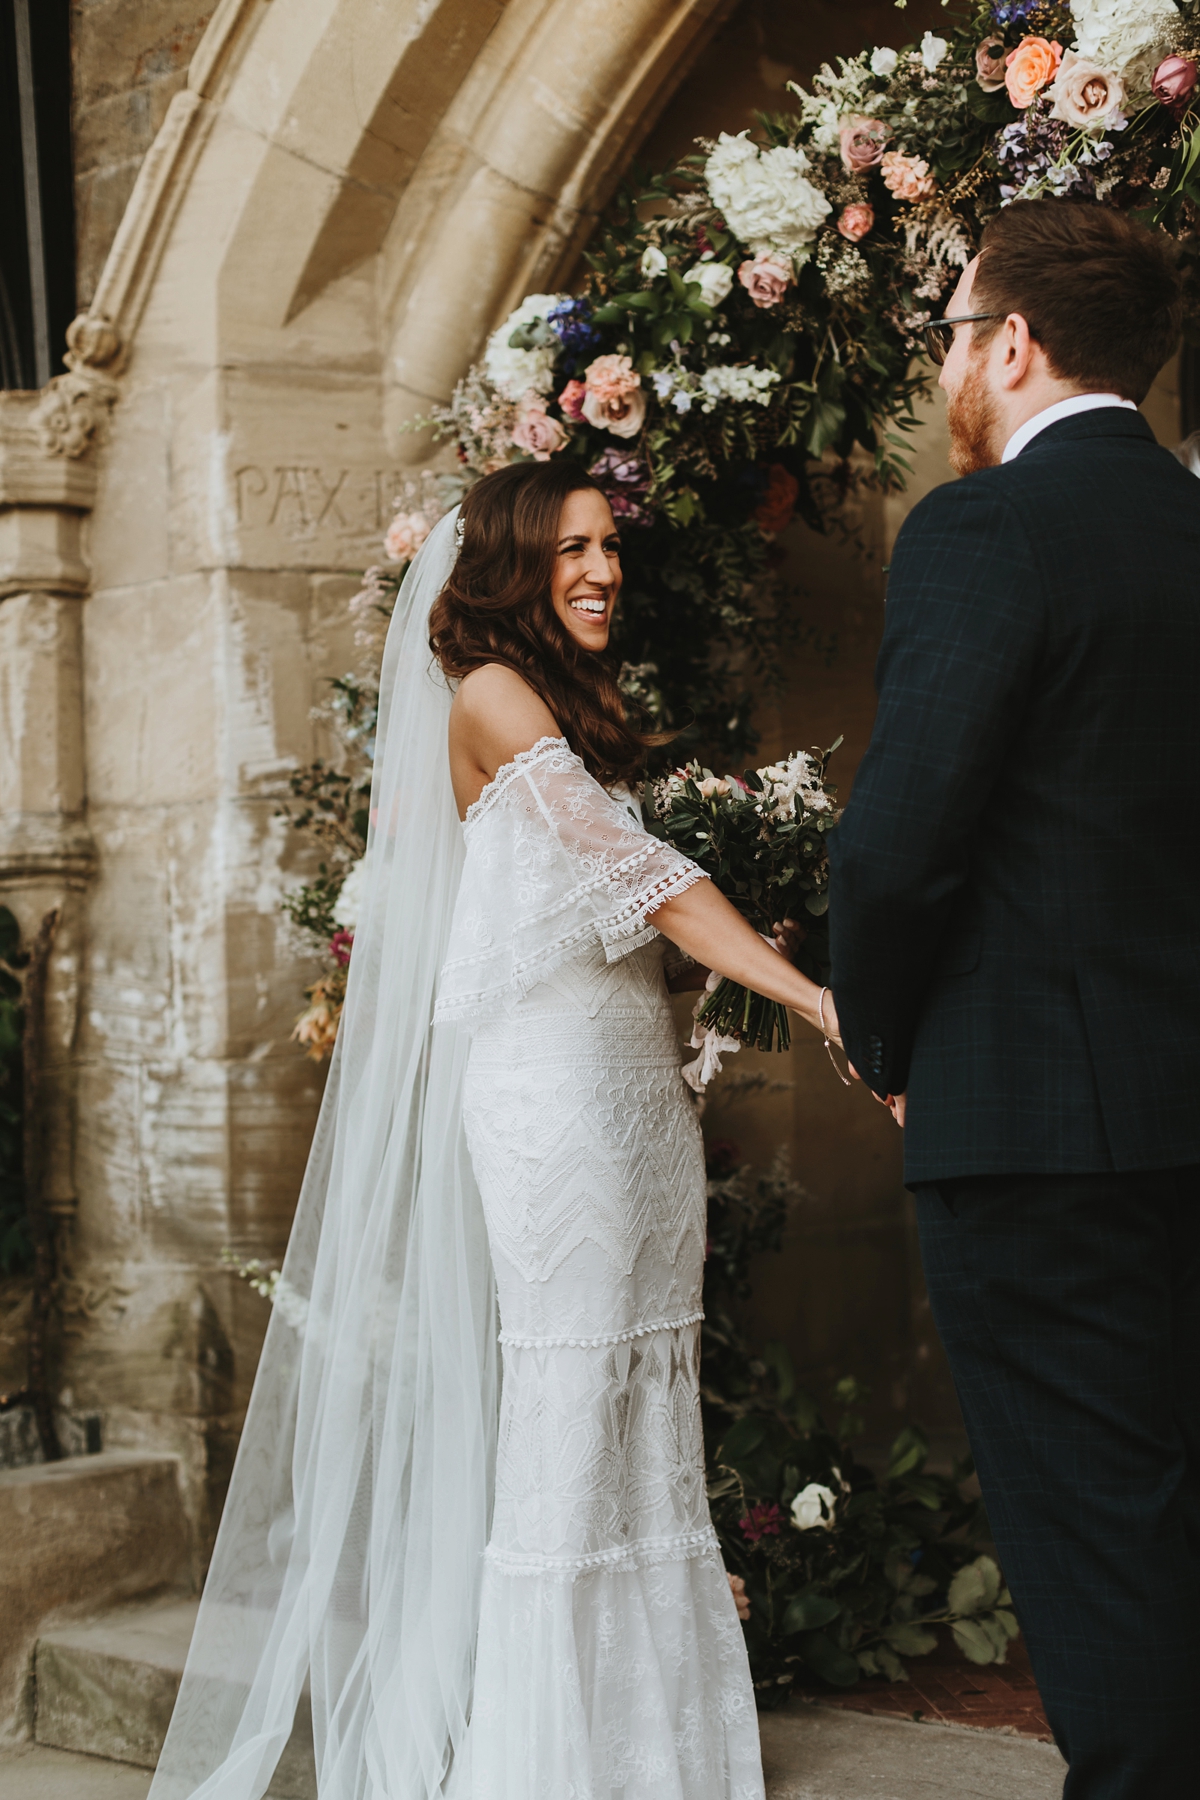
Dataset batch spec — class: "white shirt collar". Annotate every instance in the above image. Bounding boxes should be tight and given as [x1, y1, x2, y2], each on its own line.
[1001, 393, 1137, 464]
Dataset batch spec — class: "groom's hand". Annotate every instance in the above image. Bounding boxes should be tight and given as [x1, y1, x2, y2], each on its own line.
[770, 918, 806, 962]
[850, 1062, 906, 1128]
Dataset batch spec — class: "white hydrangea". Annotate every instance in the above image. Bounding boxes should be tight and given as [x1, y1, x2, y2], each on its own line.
[681, 260, 734, 307]
[698, 364, 780, 412]
[756, 751, 831, 819]
[1070, 0, 1178, 85]
[483, 292, 564, 399]
[870, 46, 899, 77]
[704, 131, 831, 259]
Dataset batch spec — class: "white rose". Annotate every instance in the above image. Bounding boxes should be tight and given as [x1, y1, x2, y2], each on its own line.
[483, 292, 563, 399]
[791, 1483, 838, 1531]
[332, 859, 368, 932]
[920, 31, 949, 72]
[682, 261, 734, 307]
[696, 775, 731, 799]
[870, 46, 899, 77]
[640, 245, 668, 279]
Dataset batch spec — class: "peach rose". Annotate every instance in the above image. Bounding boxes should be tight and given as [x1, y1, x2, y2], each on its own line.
[582, 355, 645, 438]
[837, 202, 874, 243]
[839, 115, 887, 173]
[1048, 51, 1124, 127]
[975, 36, 1008, 94]
[558, 378, 587, 421]
[1005, 36, 1062, 111]
[383, 510, 431, 562]
[511, 395, 568, 460]
[583, 353, 640, 405]
[880, 151, 936, 202]
[737, 253, 792, 309]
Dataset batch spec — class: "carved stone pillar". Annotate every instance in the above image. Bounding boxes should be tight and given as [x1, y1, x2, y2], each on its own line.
[0, 387, 100, 1235]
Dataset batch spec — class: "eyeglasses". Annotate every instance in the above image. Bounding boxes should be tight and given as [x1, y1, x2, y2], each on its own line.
[921, 312, 1004, 366]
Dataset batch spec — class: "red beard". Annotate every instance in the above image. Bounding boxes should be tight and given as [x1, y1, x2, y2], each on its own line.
[946, 359, 1002, 474]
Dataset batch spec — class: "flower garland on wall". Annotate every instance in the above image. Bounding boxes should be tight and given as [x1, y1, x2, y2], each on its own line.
[287, 0, 1200, 1052]
[425, 0, 1200, 756]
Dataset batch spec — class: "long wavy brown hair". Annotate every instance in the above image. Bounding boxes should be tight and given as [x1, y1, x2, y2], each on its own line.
[429, 461, 664, 786]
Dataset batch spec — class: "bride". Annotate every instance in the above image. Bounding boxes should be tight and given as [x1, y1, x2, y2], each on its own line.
[150, 461, 839, 1800]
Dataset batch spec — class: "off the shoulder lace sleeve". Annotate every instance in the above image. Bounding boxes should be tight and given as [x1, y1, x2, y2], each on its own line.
[435, 737, 706, 1025]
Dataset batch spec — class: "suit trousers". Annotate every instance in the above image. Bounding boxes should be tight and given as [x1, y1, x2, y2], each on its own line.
[914, 1167, 1200, 1799]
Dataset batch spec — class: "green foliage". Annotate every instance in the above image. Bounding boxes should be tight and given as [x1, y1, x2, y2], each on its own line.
[700, 1133, 1019, 1700]
[0, 908, 30, 1275]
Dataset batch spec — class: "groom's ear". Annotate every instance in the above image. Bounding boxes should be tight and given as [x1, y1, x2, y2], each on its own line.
[998, 313, 1037, 391]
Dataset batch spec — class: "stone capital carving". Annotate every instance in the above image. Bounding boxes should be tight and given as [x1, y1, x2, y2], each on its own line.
[29, 316, 123, 461]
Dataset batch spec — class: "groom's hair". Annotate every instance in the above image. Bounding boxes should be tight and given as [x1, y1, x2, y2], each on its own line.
[972, 199, 1182, 403]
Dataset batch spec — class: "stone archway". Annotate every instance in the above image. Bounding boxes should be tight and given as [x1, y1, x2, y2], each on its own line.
[18, 0, 736, 1541]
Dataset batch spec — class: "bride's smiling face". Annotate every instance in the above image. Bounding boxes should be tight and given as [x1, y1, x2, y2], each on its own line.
[550, 488, 622, 652]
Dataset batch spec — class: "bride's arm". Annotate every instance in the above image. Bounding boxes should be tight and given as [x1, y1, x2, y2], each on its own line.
[649, 883, 839, 1042]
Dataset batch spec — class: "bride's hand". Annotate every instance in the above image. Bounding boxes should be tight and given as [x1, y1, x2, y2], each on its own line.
[770, 917, 806, 963]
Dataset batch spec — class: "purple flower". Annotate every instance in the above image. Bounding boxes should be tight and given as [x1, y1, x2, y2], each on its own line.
[547, 298, 601, 365]
[739, 1502, 783, 1544]
[990, 0, 1041, 22]
[588, 448, 653, 525]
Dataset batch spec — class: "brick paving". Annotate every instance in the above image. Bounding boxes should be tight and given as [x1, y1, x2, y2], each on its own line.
[810, 1638, 1053, 1742]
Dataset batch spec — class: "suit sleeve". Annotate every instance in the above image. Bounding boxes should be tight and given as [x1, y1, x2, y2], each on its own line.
[829, 477, 1043, 1098]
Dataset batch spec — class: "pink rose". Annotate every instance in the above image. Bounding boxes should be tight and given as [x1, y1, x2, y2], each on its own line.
[383, 510, 431, 562]
[1153, 54, 1198, 114]
[839, 115, 887, 173]
[582, 353, 640, 405]
[737, 253, 792, 309]
[558, 378, 587, 421]
[582, 385, 647, 439]
[582, 355, 645, 438]
[837, 202, 874, 243]
[975, 36, 1008, 93]
[1048, 51, 1124, 127]
[1005, 36, 1062, 110]
[880, 151, 936, 202]
[511, 394, 568, 460]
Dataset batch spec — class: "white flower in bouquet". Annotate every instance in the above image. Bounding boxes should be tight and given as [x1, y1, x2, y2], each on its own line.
[681, 259, 734, 308]
[704, 131, 831, 260]
[640, 245, 668, 279]
[332, 858, 368, 932]
[483, 293, 564, 399]
[920, 31, 949, 72]
[870, 45, 899, 77]
[1070, 0, 1178, 86]
[791, 1482, 837, 1531]
[698, 363, 780, 412]
[757, 751, 831, 818]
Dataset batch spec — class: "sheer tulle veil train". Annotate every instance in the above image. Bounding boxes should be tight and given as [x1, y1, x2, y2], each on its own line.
[148, 507, 500, 1800]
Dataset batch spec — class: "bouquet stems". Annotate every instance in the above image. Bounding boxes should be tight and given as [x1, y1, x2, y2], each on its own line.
[697, 979, 792, 1054]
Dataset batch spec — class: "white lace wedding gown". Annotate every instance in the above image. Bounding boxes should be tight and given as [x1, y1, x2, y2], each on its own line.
[435, 737, 765, 1800]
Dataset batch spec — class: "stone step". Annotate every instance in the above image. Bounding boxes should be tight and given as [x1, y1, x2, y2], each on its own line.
[8, 1705, 1067, 1800]
[0, 1453, 191, 1743]
[35, 1595, 316, 1799]
[31, 1592, 1067, 1800]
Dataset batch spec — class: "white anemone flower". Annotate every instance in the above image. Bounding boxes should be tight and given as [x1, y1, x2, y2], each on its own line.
[791, 1483, 838, 1531]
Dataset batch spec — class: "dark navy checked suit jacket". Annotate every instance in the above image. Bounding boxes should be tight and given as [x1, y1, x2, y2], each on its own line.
[829, 406, 1200, 1185]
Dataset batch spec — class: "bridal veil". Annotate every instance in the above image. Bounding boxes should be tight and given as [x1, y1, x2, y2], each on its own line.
[148, 507, 500, 1800]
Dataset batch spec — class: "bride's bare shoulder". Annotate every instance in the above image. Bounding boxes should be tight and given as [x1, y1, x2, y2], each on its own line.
[449, 666, 563, 813]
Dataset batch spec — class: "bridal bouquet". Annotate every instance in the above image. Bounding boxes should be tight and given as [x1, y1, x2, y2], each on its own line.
[646, 744, 840, 1060]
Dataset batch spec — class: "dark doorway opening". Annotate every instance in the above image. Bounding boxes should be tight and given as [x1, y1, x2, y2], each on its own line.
[1, 0, 76, 390]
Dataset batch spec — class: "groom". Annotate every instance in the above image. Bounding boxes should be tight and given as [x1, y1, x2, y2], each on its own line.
[829, 198, 1200, 1798]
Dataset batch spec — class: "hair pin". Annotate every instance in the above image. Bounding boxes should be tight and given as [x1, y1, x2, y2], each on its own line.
[454, 516, 465, 547]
